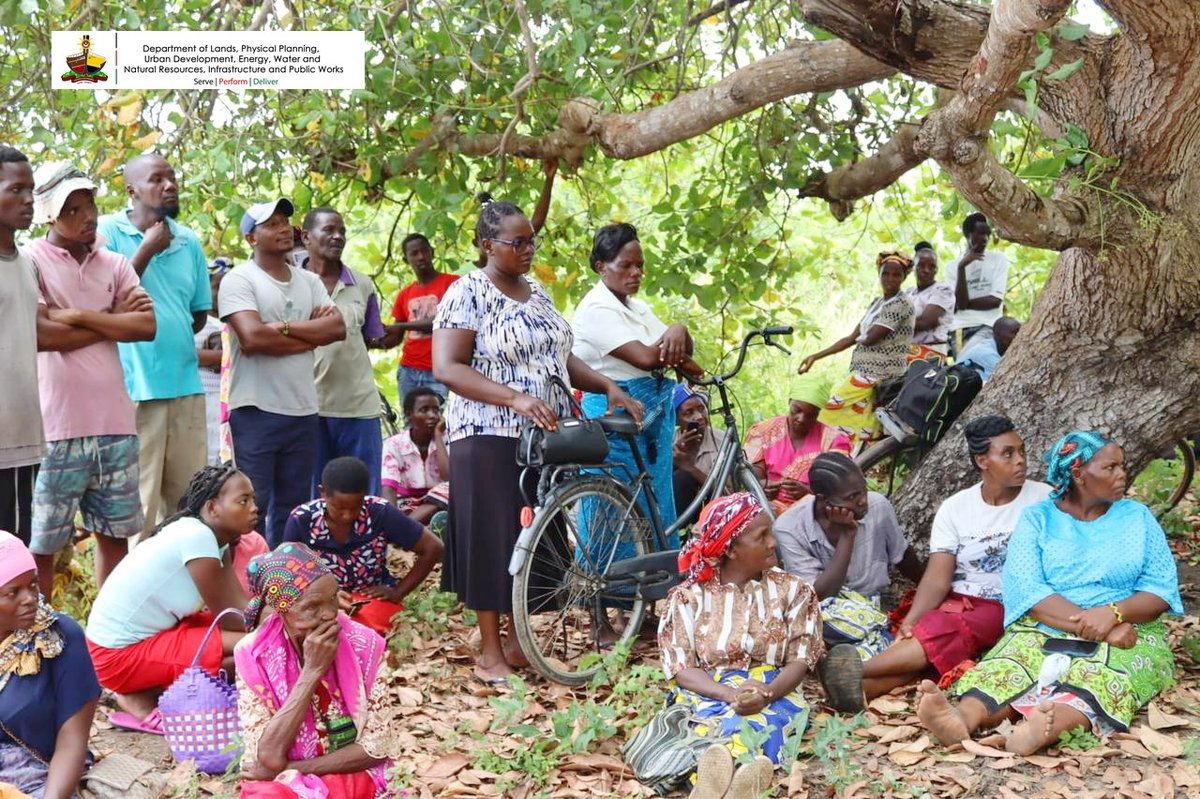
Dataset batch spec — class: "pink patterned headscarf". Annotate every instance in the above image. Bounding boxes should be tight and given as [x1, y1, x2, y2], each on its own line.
[677, 493, 765, 585]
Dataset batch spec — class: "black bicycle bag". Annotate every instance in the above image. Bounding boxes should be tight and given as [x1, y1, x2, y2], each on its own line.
[890, 360, 983, 450]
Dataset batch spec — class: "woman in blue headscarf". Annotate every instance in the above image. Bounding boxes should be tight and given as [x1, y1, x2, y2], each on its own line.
[916, 431, 1183, 756]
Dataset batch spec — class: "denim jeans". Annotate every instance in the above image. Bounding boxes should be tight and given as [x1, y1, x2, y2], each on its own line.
[397, 365, 449, 404]
[312, 416, 383, 497]
[229, 407, 318, 547]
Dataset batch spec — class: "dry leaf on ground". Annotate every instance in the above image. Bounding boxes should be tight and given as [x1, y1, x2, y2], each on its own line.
[961, 738, 1011, 758]
[1134, 726, 1183, 757]
[1148, 702, 1192, 730]
[422, 752, 472, 779]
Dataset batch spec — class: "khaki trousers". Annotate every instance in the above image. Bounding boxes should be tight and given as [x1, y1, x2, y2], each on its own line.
[134, 394, 207, 541]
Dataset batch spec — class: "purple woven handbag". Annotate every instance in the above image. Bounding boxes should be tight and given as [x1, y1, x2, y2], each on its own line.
[158, 608, 244, 774]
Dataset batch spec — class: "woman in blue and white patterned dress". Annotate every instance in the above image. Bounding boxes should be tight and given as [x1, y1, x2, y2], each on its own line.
[432, 194, 642, 685]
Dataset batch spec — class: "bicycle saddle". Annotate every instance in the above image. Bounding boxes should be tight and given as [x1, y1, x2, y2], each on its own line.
[596, 415, 640, 435]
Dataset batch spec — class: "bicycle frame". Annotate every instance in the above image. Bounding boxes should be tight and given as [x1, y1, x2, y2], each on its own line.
[519, 328, 788, 555]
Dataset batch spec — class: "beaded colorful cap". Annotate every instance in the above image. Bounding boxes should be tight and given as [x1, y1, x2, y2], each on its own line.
[244, 543, 333, 628]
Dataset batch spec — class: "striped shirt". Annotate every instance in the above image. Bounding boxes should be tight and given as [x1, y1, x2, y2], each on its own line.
[657, 568, 824, 679]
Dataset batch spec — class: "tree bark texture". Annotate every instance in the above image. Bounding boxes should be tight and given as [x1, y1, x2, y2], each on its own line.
[379, 1, 1200, 539]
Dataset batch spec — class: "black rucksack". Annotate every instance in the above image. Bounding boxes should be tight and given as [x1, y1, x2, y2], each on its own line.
[889, 359, 984, 450]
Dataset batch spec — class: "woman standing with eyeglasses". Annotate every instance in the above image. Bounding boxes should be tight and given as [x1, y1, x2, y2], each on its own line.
[432, 194, 643, 685]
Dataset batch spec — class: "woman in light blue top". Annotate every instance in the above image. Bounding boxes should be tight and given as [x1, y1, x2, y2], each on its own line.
[916, 431, 1182, 756]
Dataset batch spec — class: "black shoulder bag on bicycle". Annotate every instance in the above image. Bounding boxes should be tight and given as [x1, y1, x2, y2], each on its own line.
[516, 376, 611, 468]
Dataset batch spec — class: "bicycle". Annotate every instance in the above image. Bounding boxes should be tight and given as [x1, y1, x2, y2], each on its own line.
[857, 406, 1196, 517]
[507, 326, 793, 685]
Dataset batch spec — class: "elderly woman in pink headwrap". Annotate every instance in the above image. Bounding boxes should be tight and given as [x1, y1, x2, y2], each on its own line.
[235, 543, 400, 799]
[656, 494, 824, 797]
[0, 531, 100, 799]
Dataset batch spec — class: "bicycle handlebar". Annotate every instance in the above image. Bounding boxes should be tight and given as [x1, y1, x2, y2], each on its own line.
[691, 326, 794, 387]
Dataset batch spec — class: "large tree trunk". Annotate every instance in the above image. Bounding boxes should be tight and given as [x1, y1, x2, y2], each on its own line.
[894, 226, 1200, 537]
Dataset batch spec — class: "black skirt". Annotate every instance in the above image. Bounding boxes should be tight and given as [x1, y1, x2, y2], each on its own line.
[444, 435, 525, 612]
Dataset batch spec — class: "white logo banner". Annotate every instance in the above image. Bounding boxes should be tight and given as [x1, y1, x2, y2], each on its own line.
[52, 31, 365, 90]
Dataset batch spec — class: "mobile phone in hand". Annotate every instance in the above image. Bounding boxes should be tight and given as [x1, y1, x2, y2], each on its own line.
[685, 421, 700, 432]
[1041, 638, 1099, 658]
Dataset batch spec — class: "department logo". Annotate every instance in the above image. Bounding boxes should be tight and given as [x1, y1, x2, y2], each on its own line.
[61, 34, 108, 83]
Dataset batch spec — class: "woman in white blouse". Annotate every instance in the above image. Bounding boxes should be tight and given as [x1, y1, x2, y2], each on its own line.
[572, 223, 702, 551]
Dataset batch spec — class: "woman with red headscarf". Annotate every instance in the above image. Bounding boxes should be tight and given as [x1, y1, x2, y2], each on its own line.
[657, 493, 824, 797]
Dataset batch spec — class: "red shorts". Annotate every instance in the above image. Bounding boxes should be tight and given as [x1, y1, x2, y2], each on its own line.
[240, 772, 376, 798]
[347, 593, 404, 635]
[911, 593, 1004, 675]
[87, 612, 224, 694]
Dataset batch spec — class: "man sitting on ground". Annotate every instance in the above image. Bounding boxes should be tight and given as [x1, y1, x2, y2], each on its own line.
[959, 316, 1021, 381]
[773, 453, 924, 683]
[282, 456, 443, 634]
[671, 385, 727, 526]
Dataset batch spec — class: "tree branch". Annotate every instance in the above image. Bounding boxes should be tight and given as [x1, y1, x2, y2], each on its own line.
[936, 139, 1097, 250]
[688, 0, 752, 25]
[905, 0, 1105, 249]
[795, 0, 1102, 133]
[595, 40, 893, 159]
[798, 123, 925, 217]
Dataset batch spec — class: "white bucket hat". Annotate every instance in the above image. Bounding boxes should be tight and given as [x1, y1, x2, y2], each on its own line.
[32, 162, 96, 225]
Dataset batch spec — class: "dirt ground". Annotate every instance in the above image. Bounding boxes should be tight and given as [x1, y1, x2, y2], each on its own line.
[84, 509, 1200, 799]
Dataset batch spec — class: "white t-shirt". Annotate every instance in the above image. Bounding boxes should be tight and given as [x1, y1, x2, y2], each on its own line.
[572, 280, 668, 382]
[945, 249, 1009, 330]
[928, 480, 1052, 601]
[86, 516, 225, 648]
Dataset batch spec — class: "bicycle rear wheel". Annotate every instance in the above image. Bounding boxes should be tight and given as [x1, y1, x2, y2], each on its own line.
[1141, 438, 1197, 517]
[511, 477, 651, 686]
[855, 436, 909, 496]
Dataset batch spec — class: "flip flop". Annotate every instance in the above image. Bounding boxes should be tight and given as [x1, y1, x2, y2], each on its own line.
[108, 709, 165, 736]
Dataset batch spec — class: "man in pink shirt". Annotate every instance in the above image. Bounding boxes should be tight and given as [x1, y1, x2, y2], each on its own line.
[28, 163, 157, 599]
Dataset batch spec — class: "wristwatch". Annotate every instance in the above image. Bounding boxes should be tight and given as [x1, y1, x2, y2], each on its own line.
[282, 320, 291, 337]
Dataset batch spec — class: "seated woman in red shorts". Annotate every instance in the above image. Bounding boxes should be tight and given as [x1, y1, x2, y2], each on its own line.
[85, 464, 253, 732]
[820, 416, 1051, 712]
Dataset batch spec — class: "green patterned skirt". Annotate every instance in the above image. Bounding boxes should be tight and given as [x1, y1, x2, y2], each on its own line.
[950, 616, 1175, 731]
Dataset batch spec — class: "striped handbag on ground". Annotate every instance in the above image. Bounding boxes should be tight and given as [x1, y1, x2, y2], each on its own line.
[620, 703, 728, 795]
[158, 608, 244, 774]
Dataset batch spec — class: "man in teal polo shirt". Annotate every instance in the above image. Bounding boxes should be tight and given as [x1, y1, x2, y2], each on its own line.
[99, 154, 210, 538]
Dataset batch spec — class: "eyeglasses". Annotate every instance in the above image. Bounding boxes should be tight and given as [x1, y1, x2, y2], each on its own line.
[488, 236, 539, 252]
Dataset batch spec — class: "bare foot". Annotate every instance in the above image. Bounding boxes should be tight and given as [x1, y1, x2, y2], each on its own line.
[916, 679, 970, 745]
[1006, 700, 1057, 756]
[502, 639, 530, 668]
[115, 690, 161, 720]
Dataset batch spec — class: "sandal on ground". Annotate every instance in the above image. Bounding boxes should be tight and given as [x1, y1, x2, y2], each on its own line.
[818, 643, 866, 714]
[689, 743, 734, 799]
[108, 708, 165, 736]
[725, 756, 774, 799]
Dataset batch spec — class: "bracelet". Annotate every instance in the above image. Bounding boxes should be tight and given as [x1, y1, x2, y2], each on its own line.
[1109, 602, 1125, 624]
[282, 320, 291, 337]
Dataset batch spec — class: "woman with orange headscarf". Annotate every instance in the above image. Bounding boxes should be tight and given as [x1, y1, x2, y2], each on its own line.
[656, 493, 824, 796]
[797, 252, 915, 449]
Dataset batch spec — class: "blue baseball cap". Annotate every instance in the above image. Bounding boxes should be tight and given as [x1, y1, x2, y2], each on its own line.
[240, 198, 294, 236]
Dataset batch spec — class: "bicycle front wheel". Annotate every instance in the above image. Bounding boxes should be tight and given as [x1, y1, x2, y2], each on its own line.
[511, 477, 651, 686]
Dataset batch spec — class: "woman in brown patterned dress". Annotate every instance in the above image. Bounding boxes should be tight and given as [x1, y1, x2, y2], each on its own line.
[658, 493, 824, 794]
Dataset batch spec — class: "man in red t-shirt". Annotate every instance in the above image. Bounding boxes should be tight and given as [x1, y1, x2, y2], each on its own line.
[389, 233, 459, 402]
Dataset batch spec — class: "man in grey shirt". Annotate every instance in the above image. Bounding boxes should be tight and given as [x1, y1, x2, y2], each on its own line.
[0, 147, 43, 544]
[219, 198, 345, 545]
[773, 452, 924, 712]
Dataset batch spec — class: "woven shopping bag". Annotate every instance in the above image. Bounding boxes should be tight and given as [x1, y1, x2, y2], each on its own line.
[158, 607, 244, 774]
